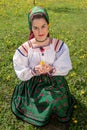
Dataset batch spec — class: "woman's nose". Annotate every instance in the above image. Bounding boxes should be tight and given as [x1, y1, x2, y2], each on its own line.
[38, 28, 42, 34]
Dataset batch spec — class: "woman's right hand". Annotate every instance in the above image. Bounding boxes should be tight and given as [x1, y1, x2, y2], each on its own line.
[34, 63, 53, 75]
[34, 64, 46, 74]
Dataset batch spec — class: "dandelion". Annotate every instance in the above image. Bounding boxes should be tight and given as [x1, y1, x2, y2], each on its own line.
[81, 90, 85, 95]
[72, 118, 78, 124]
[40, 61, 45, 65]
[72, 117, 75, 121]
[74, 105, 77, 109]
[6, 75, 11, 81]
[73, 119, 78, 124]
[70, 72, 76, 77]
[79, 55, 85, 59]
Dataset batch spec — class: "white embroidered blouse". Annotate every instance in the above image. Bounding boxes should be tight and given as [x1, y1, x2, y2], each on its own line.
[13, 38, 72, 81]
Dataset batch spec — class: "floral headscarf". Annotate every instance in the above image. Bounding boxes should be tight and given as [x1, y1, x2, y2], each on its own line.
[28, 6, 49, 40]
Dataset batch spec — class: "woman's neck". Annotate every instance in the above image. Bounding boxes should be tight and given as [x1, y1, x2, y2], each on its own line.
[35, 37, 48, 43]
[31, 37, 50, 47]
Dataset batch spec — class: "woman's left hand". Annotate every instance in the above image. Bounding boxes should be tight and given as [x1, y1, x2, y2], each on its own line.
[34, 63, 53, 74]
[43, 64, 53, 73]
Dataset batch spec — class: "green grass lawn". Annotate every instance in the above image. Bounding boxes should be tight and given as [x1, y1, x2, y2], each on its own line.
[0, 0, 87, 130]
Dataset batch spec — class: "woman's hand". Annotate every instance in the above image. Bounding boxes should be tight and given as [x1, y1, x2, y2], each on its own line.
[34, 63, 53, 75]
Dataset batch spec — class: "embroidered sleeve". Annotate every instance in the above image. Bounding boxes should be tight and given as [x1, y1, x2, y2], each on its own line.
[13, 41, 35, 81]
[52, 43, 72, 76]
[17, 41, 30, 57]
[54, 39, 64, 52]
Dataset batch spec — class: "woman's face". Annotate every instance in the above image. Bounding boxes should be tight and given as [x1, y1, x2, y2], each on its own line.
[32, 18, 49, 41]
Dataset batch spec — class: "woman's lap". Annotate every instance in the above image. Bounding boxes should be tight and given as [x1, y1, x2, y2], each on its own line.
[11, 75, 75, 126]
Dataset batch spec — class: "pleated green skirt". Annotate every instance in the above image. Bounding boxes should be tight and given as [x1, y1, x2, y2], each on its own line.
[11, 75, 75, 126]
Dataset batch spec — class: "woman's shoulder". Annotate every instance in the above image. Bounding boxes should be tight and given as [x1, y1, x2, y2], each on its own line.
[17, 40, 32, 57]
[51, 37, 63, 45]
[51, 38, 67, 52]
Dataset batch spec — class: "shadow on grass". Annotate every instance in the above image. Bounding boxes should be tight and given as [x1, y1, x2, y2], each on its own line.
[34, 100, 87, 130]
[35, 119, 68, 130]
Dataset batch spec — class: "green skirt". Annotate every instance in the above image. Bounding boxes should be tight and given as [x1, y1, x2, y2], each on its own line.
[11, 75, 75, 126]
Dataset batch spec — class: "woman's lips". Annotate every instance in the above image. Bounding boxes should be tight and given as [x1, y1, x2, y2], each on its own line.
[39, 34, 45, 37]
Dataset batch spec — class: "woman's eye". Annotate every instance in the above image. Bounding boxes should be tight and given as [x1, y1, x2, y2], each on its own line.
[42, 25, 46, 29]
[33, 27, 38, 30]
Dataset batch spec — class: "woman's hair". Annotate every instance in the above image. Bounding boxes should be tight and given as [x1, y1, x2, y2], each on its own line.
[30, 13, 49, 24]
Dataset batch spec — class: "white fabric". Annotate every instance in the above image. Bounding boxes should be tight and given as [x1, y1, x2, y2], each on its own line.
[13, 51, 33, 81]
[52, 44, 72, 76]
[13, 38, 72, 81]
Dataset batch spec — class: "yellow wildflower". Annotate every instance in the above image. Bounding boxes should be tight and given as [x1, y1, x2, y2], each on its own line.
[81, 90, 85, 95]
[73, 119, 78, 124]
[40, 61, 45, 65]
[79, 55, 85, 59]
[72, 118, 78, 124]
[74, 105, 77, 109]
[70, 72, 76, 77]
[6, 75, 11, 81]
[72, 117, 75, 121]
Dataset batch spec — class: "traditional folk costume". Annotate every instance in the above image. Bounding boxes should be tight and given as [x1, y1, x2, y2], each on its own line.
[11, 6, 75, 126]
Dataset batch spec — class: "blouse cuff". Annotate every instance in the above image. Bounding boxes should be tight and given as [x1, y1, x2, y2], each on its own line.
[31, 68, 40, 76]
[48, 66, 56, 75]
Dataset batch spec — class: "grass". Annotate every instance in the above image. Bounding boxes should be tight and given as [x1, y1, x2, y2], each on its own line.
[0, 0, 87, 130]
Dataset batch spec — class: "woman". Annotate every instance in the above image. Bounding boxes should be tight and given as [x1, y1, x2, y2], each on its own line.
[11, 6, 75, 127]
